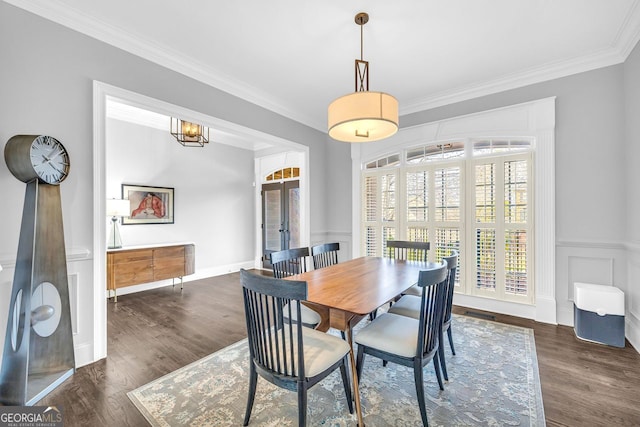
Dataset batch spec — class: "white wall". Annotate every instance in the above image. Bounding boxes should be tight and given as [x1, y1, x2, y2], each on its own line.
[106, 118, 255, 291]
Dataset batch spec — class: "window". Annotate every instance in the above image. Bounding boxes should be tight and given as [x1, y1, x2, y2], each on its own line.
[406, 141, 465, 163]
[472, 139, 531, 156]
[265, 167, 299, 181]
[365, 154, 400, 169]
[362, 169, 399, 256]
[361, 140, 534, 304]
[471, 153, 532, 303]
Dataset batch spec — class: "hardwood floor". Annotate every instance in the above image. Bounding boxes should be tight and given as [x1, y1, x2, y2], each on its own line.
[39, 272, 640, 426]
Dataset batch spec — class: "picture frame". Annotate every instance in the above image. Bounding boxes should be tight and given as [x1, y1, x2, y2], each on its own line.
[121, 184, 174, 225]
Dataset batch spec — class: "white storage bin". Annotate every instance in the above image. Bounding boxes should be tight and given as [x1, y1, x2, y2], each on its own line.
[573, 283, 625, 347]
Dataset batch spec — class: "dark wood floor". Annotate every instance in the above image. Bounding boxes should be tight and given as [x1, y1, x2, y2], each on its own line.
[40, 272, 640, 426]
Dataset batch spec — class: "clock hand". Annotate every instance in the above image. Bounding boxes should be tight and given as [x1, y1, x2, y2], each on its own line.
[49, 163, 67, 177]
[47, 149, 63, 162]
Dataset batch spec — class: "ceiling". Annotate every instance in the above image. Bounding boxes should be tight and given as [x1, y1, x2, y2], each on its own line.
[6, 0, 640, 133]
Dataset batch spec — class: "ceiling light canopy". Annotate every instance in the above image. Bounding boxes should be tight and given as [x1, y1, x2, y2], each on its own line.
[328, 12, 398, 143]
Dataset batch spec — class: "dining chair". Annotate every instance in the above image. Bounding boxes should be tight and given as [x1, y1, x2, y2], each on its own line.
[310, 242, 346, 339]
[239, 269, 353, 426]
[354, 263, 448, 427]
[311, 242, 340, 269]
[270, 247, 321, 328]
[388, 251, 459, 381]
[386, 240, 430, 261]
[386, 240, 431, 297]
[369, 240, 431, 320]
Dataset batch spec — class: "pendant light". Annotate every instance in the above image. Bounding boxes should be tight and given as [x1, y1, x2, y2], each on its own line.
[328, 12, 399, 143]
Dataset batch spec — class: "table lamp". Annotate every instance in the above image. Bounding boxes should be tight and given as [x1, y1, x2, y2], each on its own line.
[106, 199, 130, 249]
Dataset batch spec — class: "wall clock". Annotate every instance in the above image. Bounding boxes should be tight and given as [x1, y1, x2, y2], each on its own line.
[1, 135, 75, 405]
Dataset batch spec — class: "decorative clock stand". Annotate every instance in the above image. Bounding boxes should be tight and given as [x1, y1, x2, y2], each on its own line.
[0, 135, 75, 405]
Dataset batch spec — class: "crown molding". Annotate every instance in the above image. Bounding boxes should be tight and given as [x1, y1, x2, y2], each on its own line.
[3, 0, 325, 131]
[401, 1, 640, 115]
[613, 0, 640, 58]
[400, 47, 627, 116]
[5, 0, 640, 131]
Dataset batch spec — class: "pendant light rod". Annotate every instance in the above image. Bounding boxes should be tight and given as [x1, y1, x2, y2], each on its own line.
[356, 12, 368, 61]
[355, 12, 369, 92]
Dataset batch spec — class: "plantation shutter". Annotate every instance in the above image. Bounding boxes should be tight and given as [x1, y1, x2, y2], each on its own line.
[361, 142, 532, 304]
[406, 169, 429, 244]
[471, 153, 533, 303]
[362, 169, 398, 256]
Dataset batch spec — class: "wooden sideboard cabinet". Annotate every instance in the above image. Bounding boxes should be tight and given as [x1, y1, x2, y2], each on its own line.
[107, 243, 195, 301]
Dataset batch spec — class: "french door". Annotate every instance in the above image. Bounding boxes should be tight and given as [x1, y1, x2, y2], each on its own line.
[262, 180, 300, 268]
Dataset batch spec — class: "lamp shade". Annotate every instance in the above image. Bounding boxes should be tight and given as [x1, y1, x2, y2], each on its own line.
[328, 91, 398, 143]
[106, 199, 130, 217]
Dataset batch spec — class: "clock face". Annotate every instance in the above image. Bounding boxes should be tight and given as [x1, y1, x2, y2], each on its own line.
[29, 135, 70, 184]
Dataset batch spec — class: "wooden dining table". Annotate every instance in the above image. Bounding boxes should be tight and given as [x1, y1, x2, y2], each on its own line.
[285, 256, 432, 427]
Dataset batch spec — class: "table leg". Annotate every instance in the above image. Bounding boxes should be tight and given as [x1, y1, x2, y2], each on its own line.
[345, 322, 365, 427]
[303, 302, 330, 332]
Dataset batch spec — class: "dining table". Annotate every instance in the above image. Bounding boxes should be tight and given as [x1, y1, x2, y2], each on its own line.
[285, 256, 433, 427]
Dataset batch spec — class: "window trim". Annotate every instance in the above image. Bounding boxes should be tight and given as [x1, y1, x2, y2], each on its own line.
[351, 97, 556, 323]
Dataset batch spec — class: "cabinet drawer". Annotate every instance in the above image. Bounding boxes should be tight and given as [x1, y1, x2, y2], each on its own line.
[153, 246, 184, 260]
[111, 249, 153, 264]
[112, 259, 154, 287]
[154, 257, 186, 280]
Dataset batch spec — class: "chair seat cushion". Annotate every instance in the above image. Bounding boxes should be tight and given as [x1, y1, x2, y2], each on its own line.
[283, 302, 322, 326]
[388, 295, 421, 319]
[355, 313, 420, 358]
[403, 283, 422, 296]
[276, 326, 350, 377]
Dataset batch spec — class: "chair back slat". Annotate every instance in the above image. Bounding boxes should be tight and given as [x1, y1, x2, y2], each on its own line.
[415, 263, 448, 358]
[240, 269, 306, 379]
[270, 247, 310, 278]
[311, 242, 340, 269]
[442, 251, 459, 326]
[386, 240, 430, 262]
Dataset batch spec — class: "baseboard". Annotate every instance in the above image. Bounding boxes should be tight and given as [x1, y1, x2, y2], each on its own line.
[557, 304, 574, 327]
[625, 313, 640, 353]
[453, 294, 537, 320]
[74, 342, 94, 368]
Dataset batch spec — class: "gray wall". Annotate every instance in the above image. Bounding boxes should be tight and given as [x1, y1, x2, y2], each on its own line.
[625, 42, 640, 243]
[327, 65, 628, 243]
[400, 65, 627, 244]
[624, 41, 640, 348]
[0, 2, 329, 366]
[325, 47, 638, 347]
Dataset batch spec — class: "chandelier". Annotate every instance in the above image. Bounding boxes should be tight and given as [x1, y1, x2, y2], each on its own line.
[327, 12, 398, 143]
[170, 118, 209, 147]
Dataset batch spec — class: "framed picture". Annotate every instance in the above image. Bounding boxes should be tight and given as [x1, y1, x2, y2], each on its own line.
[121, 184, 174, 225]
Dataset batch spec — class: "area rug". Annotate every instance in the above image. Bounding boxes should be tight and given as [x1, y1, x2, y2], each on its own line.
[128, 314, 545, 426]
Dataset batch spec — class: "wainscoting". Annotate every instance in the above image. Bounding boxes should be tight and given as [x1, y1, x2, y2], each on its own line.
[311, 231, 353, 264]
[309, 234, 640, 353]
[0, 248, 94, 367]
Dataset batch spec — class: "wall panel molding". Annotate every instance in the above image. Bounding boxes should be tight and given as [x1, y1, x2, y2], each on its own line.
[556, 238, 639, 353]
[0, 247, 91, 269]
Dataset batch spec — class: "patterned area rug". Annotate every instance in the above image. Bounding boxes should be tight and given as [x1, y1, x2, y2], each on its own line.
[128, 314, 545, 426]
